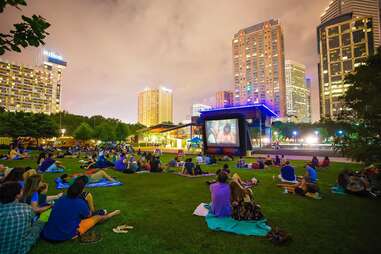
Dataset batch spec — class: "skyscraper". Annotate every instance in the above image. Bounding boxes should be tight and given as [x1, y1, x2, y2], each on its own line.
[0, 49, 66, 114]
[318, 0, 380, 118]
[232, 19, 286, 117]
[215, 90, 233, 108]
[138, 87, 173, 127]
[320, 0, 380, 50]
[284, 60, 311, 123]
[305, 78, 312, 123]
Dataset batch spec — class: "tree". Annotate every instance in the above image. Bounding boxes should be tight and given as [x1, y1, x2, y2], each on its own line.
[73, 122, 94, 141]
[335, 46, 381, 164]
[29, 113, 58, 143]
[94, 122, 116, 142]
[0, 0, 50, 55]
[114, 123, 127, 141]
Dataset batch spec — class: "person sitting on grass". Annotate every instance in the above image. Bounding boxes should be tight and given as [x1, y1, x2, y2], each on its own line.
[196, 153, 204, 164]
[210, 171, 232, 217]
[167, 157, 178, 168]
[278, 161, 297, 183]
[265, 155, 273, 166]
[194, 165, 208, 175]
[36, 153, 46, 168]
[1, 167, 26, 188]
[150, 156, 163, 173]
[237, 156, 248, 168]
[114, 153, 127, 172]
[230, 176, 264, 221]
[22, 174, 62, 214]
[274, 155, 281, 166]
[320, 156, 330, 168]
[0, 182, 45, 254]
[41, 179, 120, 242]
[305, 163, 318, 184]
[311, 156, 319, 169]
[93, 149, 114, 169]
[38, 153, 65, 173]
[183, 158, 195, 175]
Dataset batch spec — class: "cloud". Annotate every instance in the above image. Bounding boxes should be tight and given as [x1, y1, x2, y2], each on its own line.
[0, 0, 331, 122]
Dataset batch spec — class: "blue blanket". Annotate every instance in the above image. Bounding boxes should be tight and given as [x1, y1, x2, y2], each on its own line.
[55, 177, 123, 189]
[45, 168, 64, 173]
[205, 206, 271, 236]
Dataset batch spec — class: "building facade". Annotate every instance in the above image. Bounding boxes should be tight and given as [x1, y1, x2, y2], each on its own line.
[305, 78, 312, 122]
[284, 60, 310, 123]
[191, 103, 211, 117]
[320, 0, 380, 50]
[318, 13, 377, 118]
[215, 90, 233, 108]
[232, 19, 286, 117]
[0, 50, 66, 114]
[138, 87, 173, 127]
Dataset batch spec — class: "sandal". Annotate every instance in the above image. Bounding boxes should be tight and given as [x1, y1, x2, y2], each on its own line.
[113, 227, 129, 233]
[79, 231, 102, 244]
[117, 224, 134, 230]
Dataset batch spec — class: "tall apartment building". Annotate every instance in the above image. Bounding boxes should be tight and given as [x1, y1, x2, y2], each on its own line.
[305, 78, 312, 122]
[320, 0, 380, 50]
[284, 60, 311, 123]
[0, 50, 66, 114]
[138, 87, 173, 127]
[318, 0, 380, 118]
[232, 19, 286, 117]
[191, 103, 211, 117]
[215, 90, 233, 108]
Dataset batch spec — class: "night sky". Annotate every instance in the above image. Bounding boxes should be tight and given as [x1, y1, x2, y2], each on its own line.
[0, 0, 331, 123]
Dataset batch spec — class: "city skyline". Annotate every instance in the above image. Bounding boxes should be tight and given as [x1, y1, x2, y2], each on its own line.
[0, 0, 333, 123]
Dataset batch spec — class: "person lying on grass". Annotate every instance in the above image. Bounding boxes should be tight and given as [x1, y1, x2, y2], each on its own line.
[60, 170, 117, 185]
[38, 153, 65, 173]
[0, 182, 45, 254]
[22, 174, 63, 214]
[237, 156, 248, 168]
[41, 178, 120, 242]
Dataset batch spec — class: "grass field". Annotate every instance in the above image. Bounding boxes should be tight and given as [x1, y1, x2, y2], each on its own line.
[2, 153, 381, 254]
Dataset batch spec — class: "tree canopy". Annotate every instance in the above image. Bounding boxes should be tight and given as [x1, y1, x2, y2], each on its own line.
[73, 122, 94, 141]
[0, 0, 50, 55]
[335, 46, 381, 164]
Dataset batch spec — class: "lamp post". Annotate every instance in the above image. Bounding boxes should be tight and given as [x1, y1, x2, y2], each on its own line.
[292, 130, 298, 143]
[60, 128, 66, 137]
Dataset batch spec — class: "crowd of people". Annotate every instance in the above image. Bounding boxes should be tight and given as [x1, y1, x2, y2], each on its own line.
[0, 145, 122, 254]
[0, 142, 380, 253]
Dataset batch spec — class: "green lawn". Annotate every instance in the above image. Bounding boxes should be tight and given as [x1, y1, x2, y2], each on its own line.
[2, 154, 381, 254]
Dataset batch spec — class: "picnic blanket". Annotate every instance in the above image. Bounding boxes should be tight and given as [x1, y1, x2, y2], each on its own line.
[175, 172, 216, 178]
[45, 168, 64, 173]
[194, 203, 271, 236]
[55, 177, 123, 189]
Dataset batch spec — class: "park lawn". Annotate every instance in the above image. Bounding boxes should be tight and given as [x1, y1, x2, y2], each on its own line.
[1, 154, 381, 254]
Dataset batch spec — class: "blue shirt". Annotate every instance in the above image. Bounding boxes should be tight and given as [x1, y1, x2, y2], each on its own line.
[281, 165, 296, 181]
[42, 196, 90, 241]
[39, 157, 55, 172]
[114, 156, 126, 171]
[307, 166, 318, 183]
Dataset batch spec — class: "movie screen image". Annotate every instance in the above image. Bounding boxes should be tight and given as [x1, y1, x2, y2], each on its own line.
[205, 119, 239, 147]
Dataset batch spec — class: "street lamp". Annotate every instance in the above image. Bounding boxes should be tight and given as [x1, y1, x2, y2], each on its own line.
[60, 128, 66, 137]
[292, 130, 298, 143]
[314, 130, 319, 136]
